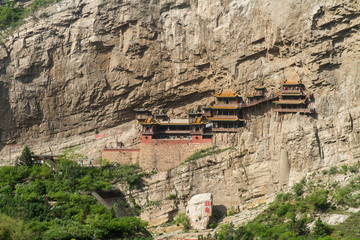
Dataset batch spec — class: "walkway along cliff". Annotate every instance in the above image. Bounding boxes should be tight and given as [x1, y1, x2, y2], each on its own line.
[103, 80, 315, 171]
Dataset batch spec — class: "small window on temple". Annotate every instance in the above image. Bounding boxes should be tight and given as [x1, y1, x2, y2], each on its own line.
[145, 137, 148, 139]
[196, 137, 199, 139]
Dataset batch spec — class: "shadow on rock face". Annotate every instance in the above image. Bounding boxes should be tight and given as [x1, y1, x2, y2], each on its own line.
[212, 204, 227, 219]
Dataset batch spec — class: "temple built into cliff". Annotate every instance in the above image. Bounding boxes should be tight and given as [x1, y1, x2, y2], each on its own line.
[205, 90, 245, 132]
[135, 80, 314, 143]
[102, 80, 315, 167]
[135, 109, 212, 143]
[274, 79, 314, 114]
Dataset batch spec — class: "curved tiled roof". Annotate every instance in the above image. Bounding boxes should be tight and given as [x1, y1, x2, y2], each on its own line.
[213, 89, 239, 98]
[283, 79, 301, 85]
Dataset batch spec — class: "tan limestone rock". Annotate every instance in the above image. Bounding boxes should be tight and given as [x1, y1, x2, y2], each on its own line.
[186, 193, 212, 230]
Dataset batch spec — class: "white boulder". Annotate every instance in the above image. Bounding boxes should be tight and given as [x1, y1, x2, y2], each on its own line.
[186, 193, 212, 230]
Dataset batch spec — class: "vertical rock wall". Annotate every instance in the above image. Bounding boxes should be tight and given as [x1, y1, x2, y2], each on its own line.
[0, 0, 359, 223]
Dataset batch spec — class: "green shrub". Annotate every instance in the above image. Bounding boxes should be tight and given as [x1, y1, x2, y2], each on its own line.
[0, 213, 35, 239]
[0, 0, 26, 30]
[276, 203, 292, 218]
[333, 187, 351, 205]
[349, 165, 358, 173]
[216, 222, 236, 240]
[275, 193, 292, 202]
[329, 166, 337, 175]
[173, 213, 190, 231]
[166, 193, 176, 200]
[307, 190, 330, 212]
[227, 206, 240, 216]
[312, 217, 332, 238]
[341, 164, 348, 173]
[292, 179, 306, 196]
[295, 200, 308, 213]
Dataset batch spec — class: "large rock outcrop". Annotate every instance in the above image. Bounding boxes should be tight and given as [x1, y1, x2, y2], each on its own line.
[0, 0, 359, 229]
[0, 0, 359, 162]
[186, 193, 212, 230]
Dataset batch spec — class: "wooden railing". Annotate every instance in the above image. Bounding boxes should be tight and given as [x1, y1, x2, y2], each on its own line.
[281, 90, 302, 94]
[275, 108, 314, 113]
[210, 103, 239, 108]
[243, 95, 278, 107]
[211, 115, 238, 119]
[212, 128, 239, 132]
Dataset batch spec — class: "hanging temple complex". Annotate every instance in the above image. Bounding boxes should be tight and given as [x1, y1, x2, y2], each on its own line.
[102, 79, 315, 170]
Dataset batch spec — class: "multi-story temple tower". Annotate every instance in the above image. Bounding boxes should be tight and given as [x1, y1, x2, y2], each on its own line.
[204, 89, 245, 132]
[274, 80, 314, 114]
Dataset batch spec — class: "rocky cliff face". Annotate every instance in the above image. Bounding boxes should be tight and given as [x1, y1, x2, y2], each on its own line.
[0, 0, 359, 225]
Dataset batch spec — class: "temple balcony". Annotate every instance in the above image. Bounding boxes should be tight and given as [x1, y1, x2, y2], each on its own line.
[141, 130, 154, 134]
[212, 115, 239, 119]
[212, 128, 239, 133]
[280, 89, 302, 94]
[275, 108, 315, 114]
[210, 103, 240, 109]
[157, 130, 191, 134]
[253, 92, 264, 97]
[190, 131, 203, 135]
[274, 99, 306, 105]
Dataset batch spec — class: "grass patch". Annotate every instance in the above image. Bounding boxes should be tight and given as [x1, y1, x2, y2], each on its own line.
[333, 211, 360, 239]
[185, 146, 232, 163]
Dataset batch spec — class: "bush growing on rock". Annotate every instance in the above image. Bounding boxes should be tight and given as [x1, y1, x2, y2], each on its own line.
[173, 213, 190, 231]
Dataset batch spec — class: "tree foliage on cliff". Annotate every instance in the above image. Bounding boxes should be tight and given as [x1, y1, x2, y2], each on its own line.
[0, 0, 25, 29]
[209, 163, 360, 240]
[17, 145, 33, 167]
[0, 147, 151, 240]
[0, 0, 59, 31]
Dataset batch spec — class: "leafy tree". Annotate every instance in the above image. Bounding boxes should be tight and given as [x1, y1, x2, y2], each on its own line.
[0, 150, 151, 240]
[17, 145, 33, 167]
[0, 213, 35, 240]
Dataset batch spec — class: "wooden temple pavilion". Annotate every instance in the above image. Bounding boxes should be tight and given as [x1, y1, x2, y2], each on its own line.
[247, 86, 266, 102]
[136, 109, 211, 143]
[244, 86, 277, 107]
[204, 89, 245, 132]
[134, 108, 151, 122]
[274, 79, 314, 114]
[153, 109, 168, 122]
[135, 82, 315, 143]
